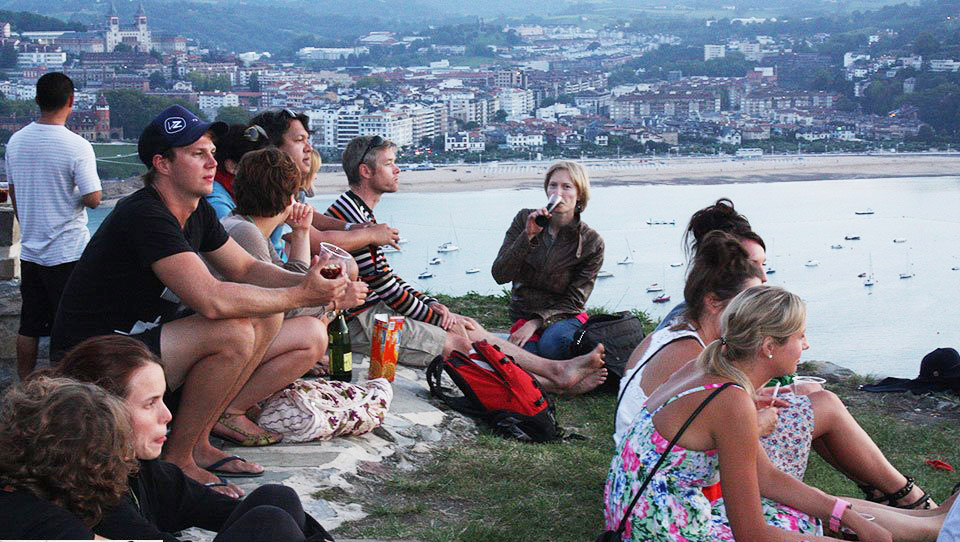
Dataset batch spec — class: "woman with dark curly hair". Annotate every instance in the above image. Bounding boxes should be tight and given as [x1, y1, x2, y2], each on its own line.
[0, 376, 136, 539]
[57, 335, 334, 542]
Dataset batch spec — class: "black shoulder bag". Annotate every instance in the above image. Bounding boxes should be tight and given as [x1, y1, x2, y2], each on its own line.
[596, 382, 735, 542]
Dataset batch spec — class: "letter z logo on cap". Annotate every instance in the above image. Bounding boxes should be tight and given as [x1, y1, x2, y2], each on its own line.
[164, 117, 186, 134]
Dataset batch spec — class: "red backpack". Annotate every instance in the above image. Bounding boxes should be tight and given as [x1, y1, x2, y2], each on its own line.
[427, 340, 562, 442]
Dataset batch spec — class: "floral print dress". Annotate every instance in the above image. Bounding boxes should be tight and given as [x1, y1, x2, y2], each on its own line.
[603, 383, 822, 541]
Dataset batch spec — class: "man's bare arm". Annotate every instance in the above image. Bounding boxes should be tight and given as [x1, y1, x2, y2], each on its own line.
[81, 190, 102, 209]
[152, 250, 345, 320]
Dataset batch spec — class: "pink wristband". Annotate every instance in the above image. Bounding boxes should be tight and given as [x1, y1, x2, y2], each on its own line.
[830, 498, 850, 532]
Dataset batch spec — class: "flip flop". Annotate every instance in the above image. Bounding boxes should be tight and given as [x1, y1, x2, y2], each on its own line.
[204, 476, 241, 499]
[205, 455, 264, 478]
[213, 412, 282, 447]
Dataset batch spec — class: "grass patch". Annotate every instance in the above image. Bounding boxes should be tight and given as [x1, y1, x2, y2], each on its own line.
[92, 143, 144, 180]
[336, 393, 618, 542]
[433, 291, 513, 330]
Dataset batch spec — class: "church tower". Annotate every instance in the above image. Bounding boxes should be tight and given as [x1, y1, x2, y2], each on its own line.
[105, 1, 119, 51]
[94, 94, 110, 137]
[135, 2, 151, 52]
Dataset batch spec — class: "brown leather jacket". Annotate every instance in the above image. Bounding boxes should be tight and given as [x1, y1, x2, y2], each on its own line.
[492, 209, 604, 325]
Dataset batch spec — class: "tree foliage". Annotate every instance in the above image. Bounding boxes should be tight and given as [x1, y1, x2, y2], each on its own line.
[0, 9, 85, 32]
[102, 90, 205, 140]
[215, 106, 251, 125]
[184, 72, 232, 92]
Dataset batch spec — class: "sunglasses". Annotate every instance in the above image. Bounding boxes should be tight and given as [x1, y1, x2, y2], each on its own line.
[357, 135, 385, 168]
[243, 124, 268, 142]
[280, 108, 300, 119]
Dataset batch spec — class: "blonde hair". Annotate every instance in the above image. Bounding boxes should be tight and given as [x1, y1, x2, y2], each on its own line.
[304, 149, 321, 194]
[696, 285, 806, 396]
[543, 160, 591, 213]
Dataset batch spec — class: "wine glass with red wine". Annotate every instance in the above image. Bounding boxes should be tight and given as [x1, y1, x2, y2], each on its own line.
[318, 242, 351, 279]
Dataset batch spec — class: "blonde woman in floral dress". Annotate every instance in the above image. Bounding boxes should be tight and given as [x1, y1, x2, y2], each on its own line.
[604, 285, 947, 542]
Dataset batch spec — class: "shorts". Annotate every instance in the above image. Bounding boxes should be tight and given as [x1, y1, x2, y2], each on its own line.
[19, 260, 77, 337]
[347, 302, 446, 368]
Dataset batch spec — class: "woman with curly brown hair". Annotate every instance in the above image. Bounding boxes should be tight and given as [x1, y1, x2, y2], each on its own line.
[56, 335, 334, 542]
[0, 376, 136, 539]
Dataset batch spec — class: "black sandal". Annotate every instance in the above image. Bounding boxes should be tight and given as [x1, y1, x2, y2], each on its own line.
[858, 476, 933, 509]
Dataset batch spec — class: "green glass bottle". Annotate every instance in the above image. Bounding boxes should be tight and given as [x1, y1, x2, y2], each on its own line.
[328, 314, 353, 382]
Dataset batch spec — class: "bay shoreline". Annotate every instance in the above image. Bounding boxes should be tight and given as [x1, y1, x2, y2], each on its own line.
[101, 153, 960, 205]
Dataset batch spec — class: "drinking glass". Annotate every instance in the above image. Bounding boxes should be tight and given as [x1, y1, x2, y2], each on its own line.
[318, 242, 352, 316]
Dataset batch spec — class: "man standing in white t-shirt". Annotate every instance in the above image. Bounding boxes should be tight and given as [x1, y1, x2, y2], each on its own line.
[7, 72, 102, 379]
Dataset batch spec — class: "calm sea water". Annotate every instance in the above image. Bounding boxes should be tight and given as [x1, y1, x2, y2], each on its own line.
[88, 176, 960, 378]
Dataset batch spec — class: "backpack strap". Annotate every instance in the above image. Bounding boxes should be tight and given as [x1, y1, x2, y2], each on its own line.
[426, 352, 485, 417]
[610, 382, 735, 539]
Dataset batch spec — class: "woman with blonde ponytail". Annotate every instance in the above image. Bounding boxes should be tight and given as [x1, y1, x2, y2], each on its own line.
[604, 286, 950, 542]
[617, 226, 935, 510]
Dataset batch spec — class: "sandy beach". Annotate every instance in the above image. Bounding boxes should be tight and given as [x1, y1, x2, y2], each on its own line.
[313, 153, 960, 194]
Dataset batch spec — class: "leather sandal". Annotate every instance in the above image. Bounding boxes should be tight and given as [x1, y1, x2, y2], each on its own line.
[212, 412, 282, 447]
[858, 476, 934, 509]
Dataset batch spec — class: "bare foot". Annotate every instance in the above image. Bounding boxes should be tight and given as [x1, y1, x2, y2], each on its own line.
[565, 367, 608, 396]
[178, 461, 243, 499]
[194, 441, 264, 478]
[551, 344, 605, 391]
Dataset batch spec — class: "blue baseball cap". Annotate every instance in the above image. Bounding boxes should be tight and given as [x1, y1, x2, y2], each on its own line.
[138, 105, 228, 166]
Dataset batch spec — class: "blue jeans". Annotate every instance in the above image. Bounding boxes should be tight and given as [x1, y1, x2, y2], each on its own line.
[522, 318, 584, 360]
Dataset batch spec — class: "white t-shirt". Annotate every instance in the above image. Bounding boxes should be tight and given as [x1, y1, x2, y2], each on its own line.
[938, 499, 960, 542]
[6, 122, 101, 266]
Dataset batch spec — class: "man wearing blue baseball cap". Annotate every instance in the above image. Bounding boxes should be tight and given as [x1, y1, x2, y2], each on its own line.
[52, 105, 366, 497]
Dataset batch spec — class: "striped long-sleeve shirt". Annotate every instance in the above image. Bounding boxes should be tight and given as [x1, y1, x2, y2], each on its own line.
[326, 190, 442, 326]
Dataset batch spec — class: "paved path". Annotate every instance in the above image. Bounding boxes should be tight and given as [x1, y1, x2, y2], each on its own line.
[180, 357, 449, 541]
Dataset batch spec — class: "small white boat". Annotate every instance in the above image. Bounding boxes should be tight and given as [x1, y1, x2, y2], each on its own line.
[418, 270, 434, 279]
[398, 237, 409, 244]
[465, 268, 480, 274]
[429, 257, 443, 265]
[437, 242, 459, 252]
[764, 266, 776, 275]
[597, 270, 614, 278]
[844, 235, 861, 240]
[805, 260, 819, 267]
[383, 245, 399, 253]
[953, 267, 960, 271]
[893, 238, 907, 244]
[831, 244, 843, 249]
[899, 272, 914, 279]
[670, 262, 683, 268]
[863, 275, 876, 286]
[618, 255, 634, 265]
[646, 283, 664, 292]
[855, 208, 875, 215]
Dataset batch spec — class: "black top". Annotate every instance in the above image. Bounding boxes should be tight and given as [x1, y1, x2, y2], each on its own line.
[52, 187, 229, 353]
[95, 459, 236, 542]
[0, 486, 93, 539]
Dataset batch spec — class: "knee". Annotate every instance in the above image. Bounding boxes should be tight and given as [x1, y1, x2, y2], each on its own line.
[255, 313, 284, 341]
[810, 389, 845, 418]
[298, 317, 327, 362]
[217, 318, 258, 364]
[247, 484, 302, 515]
[225, 505, 302, 541]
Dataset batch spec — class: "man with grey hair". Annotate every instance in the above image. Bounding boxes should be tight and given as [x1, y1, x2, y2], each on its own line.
[326, 135, 607, 394]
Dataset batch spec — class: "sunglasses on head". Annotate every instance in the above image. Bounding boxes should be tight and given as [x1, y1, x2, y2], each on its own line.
[243, 125, 268, 142]
[357, 135, 386, 168]
[280, 108, 300, 119]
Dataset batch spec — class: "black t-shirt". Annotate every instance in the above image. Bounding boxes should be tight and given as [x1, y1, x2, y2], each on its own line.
[51, 187, 229, 353]
[95, 459, 236, 542]
[0, 486, 93, 539]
